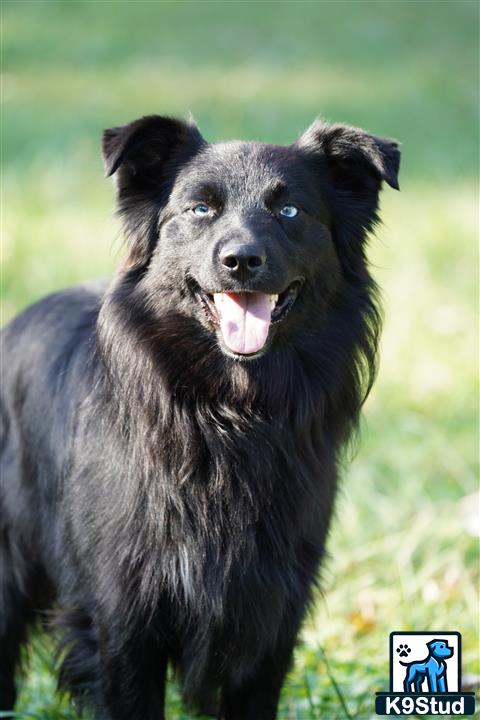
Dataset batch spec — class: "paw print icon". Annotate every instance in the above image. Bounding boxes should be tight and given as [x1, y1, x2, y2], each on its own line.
[396, 643, 411, 658]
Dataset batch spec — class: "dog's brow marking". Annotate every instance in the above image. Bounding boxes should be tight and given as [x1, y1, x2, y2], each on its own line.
[186, 182, 224, 204]
[264, 180, 287, 206]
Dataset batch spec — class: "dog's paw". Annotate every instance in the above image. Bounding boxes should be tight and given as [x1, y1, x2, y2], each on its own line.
[396, 644, 411, 658]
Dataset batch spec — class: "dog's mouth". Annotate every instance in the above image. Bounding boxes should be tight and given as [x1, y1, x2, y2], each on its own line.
[192, 281, 302, 357]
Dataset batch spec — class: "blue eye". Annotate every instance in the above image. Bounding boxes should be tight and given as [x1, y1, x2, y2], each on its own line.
[192, 204, 210, 216]
[280, 204, 299, 218]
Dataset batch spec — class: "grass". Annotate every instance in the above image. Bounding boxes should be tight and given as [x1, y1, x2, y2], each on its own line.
[2, 0, 479, 718]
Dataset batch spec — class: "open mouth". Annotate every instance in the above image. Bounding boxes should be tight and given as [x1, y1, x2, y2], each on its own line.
[193, 281, 302, 356]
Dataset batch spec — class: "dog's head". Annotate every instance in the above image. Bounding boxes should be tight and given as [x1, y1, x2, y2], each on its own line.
[427, 640, 454, 659]
[102, 115, 400, 360]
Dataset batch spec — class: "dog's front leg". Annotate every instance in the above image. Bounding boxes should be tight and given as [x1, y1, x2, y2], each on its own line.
[220, 639, 295, 720]
[96, 625, 168, 720]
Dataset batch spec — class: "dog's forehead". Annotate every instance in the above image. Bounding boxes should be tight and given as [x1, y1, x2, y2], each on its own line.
[177, 141, 299, 202]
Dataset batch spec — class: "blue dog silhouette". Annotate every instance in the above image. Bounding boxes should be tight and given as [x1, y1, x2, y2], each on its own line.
[401, 639, 453, 693]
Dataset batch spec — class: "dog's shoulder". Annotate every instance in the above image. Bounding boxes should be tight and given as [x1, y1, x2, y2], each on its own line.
[3, 280, 107, 339]
[2, 280, 108, 389]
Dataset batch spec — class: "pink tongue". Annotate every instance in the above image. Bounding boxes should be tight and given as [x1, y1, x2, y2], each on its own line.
[213, 292, 273, 355]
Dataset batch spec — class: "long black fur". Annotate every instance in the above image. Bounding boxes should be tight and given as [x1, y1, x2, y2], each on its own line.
[0, 115, 400, 719]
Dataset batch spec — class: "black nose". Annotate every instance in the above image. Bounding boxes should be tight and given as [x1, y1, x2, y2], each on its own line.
[220, 244, 267, 276]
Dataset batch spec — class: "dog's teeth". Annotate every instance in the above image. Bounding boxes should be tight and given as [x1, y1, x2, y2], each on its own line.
[270, 294, 278, 308]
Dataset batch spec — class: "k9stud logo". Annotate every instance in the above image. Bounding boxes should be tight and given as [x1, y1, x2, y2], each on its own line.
[375, 632, 476, 715]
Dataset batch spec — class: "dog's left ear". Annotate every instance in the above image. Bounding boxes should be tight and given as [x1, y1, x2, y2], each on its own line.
[295, 118, 400, 276]
[296, 118, 400, 192]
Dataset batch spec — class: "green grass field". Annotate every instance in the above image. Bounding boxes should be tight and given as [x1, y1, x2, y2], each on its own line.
[2, 1, 479, 718]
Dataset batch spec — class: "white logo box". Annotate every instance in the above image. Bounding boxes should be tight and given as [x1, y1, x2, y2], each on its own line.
[390, 631, 460, 693]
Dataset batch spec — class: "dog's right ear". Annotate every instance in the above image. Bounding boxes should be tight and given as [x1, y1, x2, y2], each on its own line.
[102, 115, 205, 264]
[102, 114, 204, 178]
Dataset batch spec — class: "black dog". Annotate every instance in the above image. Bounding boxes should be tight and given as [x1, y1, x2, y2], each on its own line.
[0, 115, 399, 719]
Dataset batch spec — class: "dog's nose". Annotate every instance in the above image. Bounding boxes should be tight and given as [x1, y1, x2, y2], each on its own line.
[220, 244, 267, 277]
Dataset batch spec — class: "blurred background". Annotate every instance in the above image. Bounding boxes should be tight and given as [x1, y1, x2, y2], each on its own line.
[3, 1, 478, 718]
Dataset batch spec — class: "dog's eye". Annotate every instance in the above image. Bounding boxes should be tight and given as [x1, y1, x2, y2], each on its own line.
[280, 205, 299, 218]
[192, 204, 211, 217]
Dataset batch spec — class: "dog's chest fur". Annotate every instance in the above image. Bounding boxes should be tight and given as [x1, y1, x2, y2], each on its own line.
[75, 308, 333, 686]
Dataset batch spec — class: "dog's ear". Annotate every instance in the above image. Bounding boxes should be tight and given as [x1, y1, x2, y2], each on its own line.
[102, 114, 204, 178]
[296, 118, 400, 192]
[102, 115, 205, 265]
[295, 118, 401, 276]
